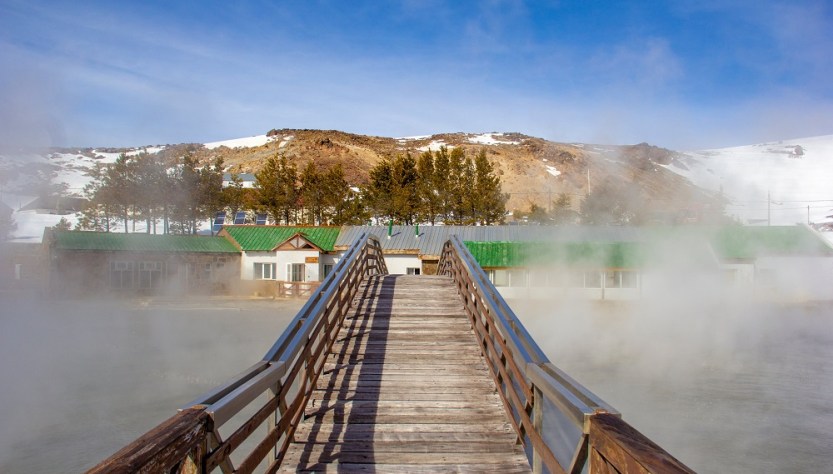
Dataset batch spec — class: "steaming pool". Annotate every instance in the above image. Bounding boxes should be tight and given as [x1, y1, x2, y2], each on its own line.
[1, 296, 831, 473]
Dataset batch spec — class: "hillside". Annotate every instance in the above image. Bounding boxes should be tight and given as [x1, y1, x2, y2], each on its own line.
[187, 129, 715, 216]
[0, 129, 792, 242]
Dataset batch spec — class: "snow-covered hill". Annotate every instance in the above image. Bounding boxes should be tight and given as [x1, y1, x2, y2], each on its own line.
[664, 135, 833, 227]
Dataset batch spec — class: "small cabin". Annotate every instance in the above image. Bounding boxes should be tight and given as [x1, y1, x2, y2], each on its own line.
[219, 226, 340, 295]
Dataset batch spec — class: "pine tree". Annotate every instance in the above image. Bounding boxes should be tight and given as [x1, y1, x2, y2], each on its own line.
[391, 154, 419, 224]
[300, 161, 324, 225]
[322, 164, 353, 225]
[473, 150, 507, 225]
[366, 154, 419, 224]
[416, 151, 439, 224]
[432, 147, 451, 221]
[447, 147, 466, 223]
[255, 154, 298, 225]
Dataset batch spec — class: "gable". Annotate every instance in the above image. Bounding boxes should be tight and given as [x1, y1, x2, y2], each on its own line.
[275, 233, 322, 251]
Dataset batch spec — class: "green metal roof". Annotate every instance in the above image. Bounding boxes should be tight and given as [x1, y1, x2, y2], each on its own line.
[53, 231, 239, 253]
[222, 226, 340, 252]
[711, 225, 833, 259]
[464, 241, 645, 268]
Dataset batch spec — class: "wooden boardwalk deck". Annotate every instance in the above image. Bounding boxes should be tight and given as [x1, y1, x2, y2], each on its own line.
[280, 274, 532, 473]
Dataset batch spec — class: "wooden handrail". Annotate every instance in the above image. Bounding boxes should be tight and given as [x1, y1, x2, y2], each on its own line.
[438, 235, 695, 474]
[86, 232, 388, 474]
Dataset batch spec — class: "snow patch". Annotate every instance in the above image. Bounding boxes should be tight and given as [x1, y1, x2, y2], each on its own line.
[545, 165, 561, 177]
[467, 133, 520, 146]
[9, 210, 80, 243]
[397, 135, 431, 141]
[204, 135, 270, 150]
[279, 135, 294, 149]
[417, 140, 453, 152]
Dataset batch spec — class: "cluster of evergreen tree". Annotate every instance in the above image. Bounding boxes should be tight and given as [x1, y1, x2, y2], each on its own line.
[78, 153, 226, 234]
[77, 147, 508, 233]
[365, 147, 507, 225]
[254, 155, 366, 225]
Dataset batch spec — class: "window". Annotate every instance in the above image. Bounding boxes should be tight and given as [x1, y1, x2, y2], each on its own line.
[492, 269, 509, 287]
[288, 263, 305, 282]
[605, 271, 638, 289]
[253, 262, 276, 280]
[203, 263, 213, 281]
[406, 267, 421, 275]
[620, 271, 638, 288]
[584, 271, 602, 288]
[139, 261, 163, 289]
[110, 261, 134, 289]
[322, 264, 334, 279]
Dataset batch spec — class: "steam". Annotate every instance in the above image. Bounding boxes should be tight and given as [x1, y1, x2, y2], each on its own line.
[508, 230, 833, 473]
[0, 295, 303, 473]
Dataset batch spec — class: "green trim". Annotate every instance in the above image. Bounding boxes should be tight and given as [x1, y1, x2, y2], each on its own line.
[464, 241, 645, 268]
[53, 231, 239, 253]
[711, 225, 833, 259]
[222, 226, 340, 252]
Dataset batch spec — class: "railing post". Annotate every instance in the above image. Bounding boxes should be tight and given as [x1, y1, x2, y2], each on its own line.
[532, 385, 544, 474]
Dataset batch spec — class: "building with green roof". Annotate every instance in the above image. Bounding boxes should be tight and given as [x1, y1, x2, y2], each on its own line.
[219, 226, 341, 284]
[46, 230, 240, 295]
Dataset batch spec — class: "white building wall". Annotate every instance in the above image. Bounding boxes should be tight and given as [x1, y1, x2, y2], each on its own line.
[383, 254, 422, 275]
[241, 251, 275, 280]
[276, 250, 320, 282]
[490, 268, 639, 301]
[754, 256, 833, 301]
[241, 250, 323, 282]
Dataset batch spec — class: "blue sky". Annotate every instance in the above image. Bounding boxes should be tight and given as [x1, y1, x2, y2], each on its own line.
[1, 0, 831, 150]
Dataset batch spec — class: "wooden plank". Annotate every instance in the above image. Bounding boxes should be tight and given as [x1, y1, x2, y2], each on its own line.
[280, 461, 533, 474]
[293, 425, 516, 443]
[322, 363, 488, 375]
[287, 440, 521, 454]
[311, 389, 498, 402]
[281, 449, 530, 466]
[302, 412, 508, 425]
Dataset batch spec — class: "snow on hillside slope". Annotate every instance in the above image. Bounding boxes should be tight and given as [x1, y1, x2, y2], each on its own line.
[665, 135, 833, 226]
[204, 135, 271, 150]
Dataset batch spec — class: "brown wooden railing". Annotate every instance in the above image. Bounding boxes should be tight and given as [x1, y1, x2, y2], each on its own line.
[87, 232, 387, 474]
[276, 281, 320, 298]
[438, 235, 695, 474]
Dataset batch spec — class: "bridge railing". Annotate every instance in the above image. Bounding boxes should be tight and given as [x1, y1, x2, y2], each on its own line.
[87, 232, 387, 474]
[439, 235, 695, 474]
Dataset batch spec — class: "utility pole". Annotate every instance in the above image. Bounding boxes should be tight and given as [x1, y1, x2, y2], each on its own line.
[587, 168, 591, 194]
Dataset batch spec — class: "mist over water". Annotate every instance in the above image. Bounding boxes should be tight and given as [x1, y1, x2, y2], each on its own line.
[510, 293, 833, 473]
[0, 296, 303, 473]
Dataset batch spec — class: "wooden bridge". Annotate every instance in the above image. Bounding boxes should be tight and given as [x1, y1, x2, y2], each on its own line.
[88, 233, 695, 474]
